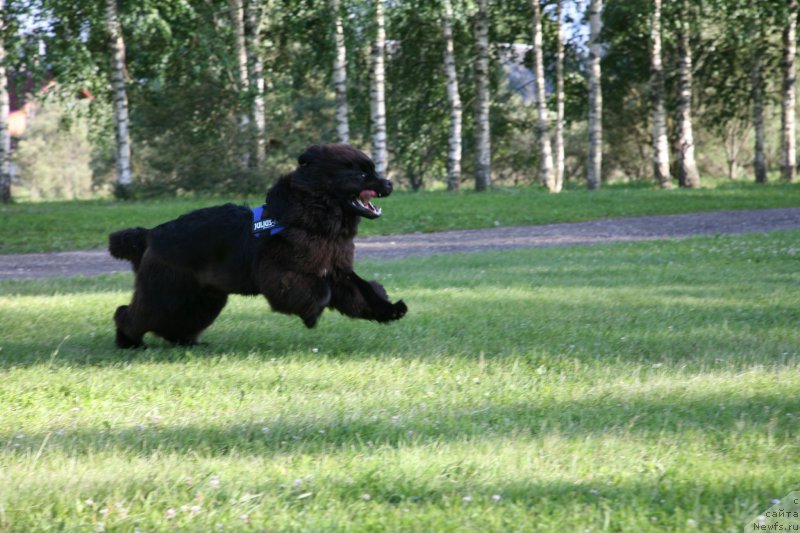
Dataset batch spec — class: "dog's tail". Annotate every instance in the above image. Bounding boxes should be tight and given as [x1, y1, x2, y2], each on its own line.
[109, 227, 149, 270]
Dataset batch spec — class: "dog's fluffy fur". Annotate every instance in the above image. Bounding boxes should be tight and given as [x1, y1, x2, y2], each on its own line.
[109, 144, 407, 348]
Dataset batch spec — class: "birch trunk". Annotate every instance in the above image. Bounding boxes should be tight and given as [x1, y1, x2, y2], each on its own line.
[106, 0, 132, 188]
[553, 0, 565, 192]
[246, 0, 266, 166]
[0, 0, 10, 203]
[332, 0, 350, 143]
[650, 0, 670, 188]
[370, 0, 388, 177]
[781, 0, 797, 183]
[442, 0, 462, 191]
[531, 0, 555, 191]
[229, 0, 250, 169]
[752, 53, 767, 184]
[675, 0, 700, 188]
[586, 0, 602, 190]
[474, 0, 491, 191]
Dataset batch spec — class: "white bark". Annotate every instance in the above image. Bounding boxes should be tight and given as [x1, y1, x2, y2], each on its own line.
[0, 0, 10, 203]
[246, 0, 266, 166]
[675, 0, 700, 188]
[332, 0, 350, 143]
[531, 0, 554, 191]
[553, 0, 565, 192]
[781, 0, 797, 183]
[586, 0, 602, 190]
[370, 0, 388, 177]
[442, 0, 462, 192]
[650, 0, 670, 189]
[474, 0, 491, 191]
[106, 0, 132, 188]
[229, 0, 250, 169]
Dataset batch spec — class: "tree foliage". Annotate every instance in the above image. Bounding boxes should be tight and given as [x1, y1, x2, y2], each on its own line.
[4, 0, 799, 197]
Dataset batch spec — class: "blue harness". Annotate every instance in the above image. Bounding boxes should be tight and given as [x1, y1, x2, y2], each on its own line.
[251, 204, 285, 237]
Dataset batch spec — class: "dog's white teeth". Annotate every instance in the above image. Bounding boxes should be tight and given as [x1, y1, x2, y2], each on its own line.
[353, 198, 380, 215]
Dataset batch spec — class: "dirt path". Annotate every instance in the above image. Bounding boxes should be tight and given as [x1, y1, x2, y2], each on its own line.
[2, 207, 799, 280]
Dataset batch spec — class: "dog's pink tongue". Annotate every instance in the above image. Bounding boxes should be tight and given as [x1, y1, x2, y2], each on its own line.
[360, 190, 377, 202]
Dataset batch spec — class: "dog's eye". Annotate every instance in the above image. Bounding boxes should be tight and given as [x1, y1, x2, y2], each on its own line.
[360, 172, 368, 180]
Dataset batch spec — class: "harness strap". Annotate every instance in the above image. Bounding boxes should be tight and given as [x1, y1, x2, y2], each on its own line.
[252, 204, 285, 237]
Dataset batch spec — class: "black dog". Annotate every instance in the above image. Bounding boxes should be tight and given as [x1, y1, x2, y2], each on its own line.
[109, 144, 407, 348]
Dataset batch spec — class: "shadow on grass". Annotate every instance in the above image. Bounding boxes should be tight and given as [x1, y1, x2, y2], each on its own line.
[2, 279, 798, 369]
[1, 230, 798, 368]
[4, 389, 798, 459]
[0, 463, 778, 531]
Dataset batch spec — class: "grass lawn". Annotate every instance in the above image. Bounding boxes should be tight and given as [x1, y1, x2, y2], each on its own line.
[1, 231, 798, 531]
[2, 179, 800, 254]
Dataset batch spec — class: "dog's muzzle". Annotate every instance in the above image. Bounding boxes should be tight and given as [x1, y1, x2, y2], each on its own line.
[351, 179, 392, 219]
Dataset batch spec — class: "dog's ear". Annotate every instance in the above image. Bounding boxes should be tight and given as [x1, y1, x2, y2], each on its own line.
[298, 145, 325, 167]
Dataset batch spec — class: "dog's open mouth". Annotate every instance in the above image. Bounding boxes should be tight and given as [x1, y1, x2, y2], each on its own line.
[352, 190, 383, 218]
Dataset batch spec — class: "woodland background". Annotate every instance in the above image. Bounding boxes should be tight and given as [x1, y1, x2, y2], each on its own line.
[0, 0, 797, 200]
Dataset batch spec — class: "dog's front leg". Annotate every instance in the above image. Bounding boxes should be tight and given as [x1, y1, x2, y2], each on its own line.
[329, 271, 407, 322]
[259, 270, 332, 328]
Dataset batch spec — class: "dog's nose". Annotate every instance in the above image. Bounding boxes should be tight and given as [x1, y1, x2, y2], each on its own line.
[383, 180, 393, 196]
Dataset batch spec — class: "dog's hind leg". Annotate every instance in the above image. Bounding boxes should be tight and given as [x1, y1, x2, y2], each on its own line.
[114, 305, 145, 348]
[156, 286, 228, 346]
[116, 262, 228, 348]
[114, 277, 161, 349]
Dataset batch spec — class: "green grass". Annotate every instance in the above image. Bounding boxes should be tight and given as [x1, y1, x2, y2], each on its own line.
[2, 179, 800, 253]
[1, 231, 798, 531]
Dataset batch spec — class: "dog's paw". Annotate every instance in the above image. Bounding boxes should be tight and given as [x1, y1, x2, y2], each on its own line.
[392, 300, 408, 319]
[377, 299, 407, 322]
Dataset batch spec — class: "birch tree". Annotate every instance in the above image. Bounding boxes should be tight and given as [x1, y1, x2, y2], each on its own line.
[650, 0, 670, 188]
[531, 0, 555, 191]
[750, 0, 769, 184]
[370, 0, 388, 177]
[229, 0, 250, 169]
[586, 0, 602, 190]
[781, 0, 797, 183]
[442, 0, 461, 191]
[246, 0, 266, 166]
[474, 0, 491, 191]
[332, 0, 350, 143]
[106, 0, 132, 190]
[674, 0, 700, 188]
[0, 0, 10, 204]
[553, 0, 565, 192]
